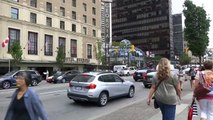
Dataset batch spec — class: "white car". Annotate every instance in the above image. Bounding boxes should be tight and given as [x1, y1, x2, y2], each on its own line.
[67, 72, 135, 106]
[123, 67, 136, 76]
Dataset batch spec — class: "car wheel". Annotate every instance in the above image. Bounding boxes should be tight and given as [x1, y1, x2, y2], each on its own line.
[61, 79, 66, 83]
[31, 79, 38, 86]
[2, 81, 11, 89]
[127, 86, 135, 98]
[97, 92, 108, 107]
[134, 79, 138, 82]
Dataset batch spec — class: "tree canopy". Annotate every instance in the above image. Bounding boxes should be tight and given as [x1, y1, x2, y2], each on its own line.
[56, 47, 65, 70]
[183, 0, 210, 63]
[10, 40, 23, 67]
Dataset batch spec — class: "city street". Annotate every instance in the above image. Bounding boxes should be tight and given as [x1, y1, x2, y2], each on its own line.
[0, 76, 193, 120]
[0, 76, 149, 120]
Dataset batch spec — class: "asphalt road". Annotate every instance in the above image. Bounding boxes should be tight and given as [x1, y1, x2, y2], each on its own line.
[0, 76, 192, 120]
[0, 76, 150, 120]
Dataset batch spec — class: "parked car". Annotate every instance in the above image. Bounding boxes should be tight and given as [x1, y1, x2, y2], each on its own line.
[46, 76, 53, 83]
[133, 69, 155, 82]
[67, 71, 135, 106]
[0, 70, 42, 89]
[52, 70, 80, 83]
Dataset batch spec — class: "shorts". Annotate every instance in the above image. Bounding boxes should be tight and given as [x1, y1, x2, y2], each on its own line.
[191, 76, 195, 80]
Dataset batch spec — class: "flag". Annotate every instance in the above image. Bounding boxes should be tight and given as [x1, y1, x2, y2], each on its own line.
[2, 35, 10, 48]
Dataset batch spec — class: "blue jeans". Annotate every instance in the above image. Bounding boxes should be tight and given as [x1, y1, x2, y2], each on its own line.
[156, 100, 176, 120]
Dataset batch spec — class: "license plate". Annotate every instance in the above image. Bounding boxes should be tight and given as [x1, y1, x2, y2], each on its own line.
[75, 86, 82, 90]
[137, 74, 141, 76]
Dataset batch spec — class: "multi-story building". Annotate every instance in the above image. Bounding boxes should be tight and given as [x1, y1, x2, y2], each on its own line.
[173, 13, 184, 59]
[111, 0, 174, 59]
[0, 0, 102, 75]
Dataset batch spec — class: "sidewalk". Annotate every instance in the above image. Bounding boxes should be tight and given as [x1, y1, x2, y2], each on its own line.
[93, 91, 200, 120]
[149, 92, 200, 120]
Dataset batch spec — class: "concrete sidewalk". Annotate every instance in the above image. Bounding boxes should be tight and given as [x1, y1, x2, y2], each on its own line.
[94, 91, 201, 120]
[149, 92, 200, 120]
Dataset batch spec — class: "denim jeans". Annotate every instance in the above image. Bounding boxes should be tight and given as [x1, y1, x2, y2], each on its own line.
[156, 100, 176, 120]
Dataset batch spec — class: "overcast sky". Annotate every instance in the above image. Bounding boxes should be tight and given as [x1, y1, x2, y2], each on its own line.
[172, 0, 213, 48]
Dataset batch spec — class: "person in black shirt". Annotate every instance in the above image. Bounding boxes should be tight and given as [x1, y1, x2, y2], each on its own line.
[4, 71, 48, 120]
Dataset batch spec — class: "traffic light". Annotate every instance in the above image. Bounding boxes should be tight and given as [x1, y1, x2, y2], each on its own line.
[131, 45, 135, 52]
[115, 48, 118, 53]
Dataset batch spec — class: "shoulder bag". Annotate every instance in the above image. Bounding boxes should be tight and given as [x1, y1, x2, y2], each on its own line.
[194, 72, 211, 98]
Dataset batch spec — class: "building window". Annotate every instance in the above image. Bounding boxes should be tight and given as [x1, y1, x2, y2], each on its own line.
[87, 44, 92, 59]
[46, 17, 52, 27]
[60, 7, 65, 16]
[30, 0, 37, 7]
[30, 13, 36, 23]
[83, 3, 87, 11]
[83, 15, 87, 23]
[61, 0, 65, 3]
[8, 28, 20, 52]
[83, 27, 87, 35]
[11, 0, 19, 2]
[44, 35, 53, 56]
[71, 39, 77, 57]
[92, 7, 96, 15]
[72, 24, 76, 32]
[59, 37, 66, 54]
[11, 7, 18, 19]
[28, 32, 38, 55]
[93, 0, 95, 4]
[72, 0, 76, 7]
[60, 21, 65, 30]
[72, 11, 76, 20]
[92, 18, 96, 26]
[46, 2, 52, 12]
[93, 30, 96, 37]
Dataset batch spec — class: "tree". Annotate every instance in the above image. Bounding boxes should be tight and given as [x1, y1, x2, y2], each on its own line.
[10, 40, 23, 68]
[179, 53, 191, 65]
[56, 47, 65, 70]
[183, 0, 210, 65]
[94, 40, 104, 70]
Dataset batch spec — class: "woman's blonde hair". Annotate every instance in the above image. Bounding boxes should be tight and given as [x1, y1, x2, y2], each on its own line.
[157, 58, 171, 81]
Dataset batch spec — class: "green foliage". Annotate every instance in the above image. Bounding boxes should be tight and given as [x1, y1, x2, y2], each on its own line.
[56, 47, 65, 70]
[10, 40, 23, 67]
[183, 0, 210, 64]
[179, 53, 191, 65]
[112, 41, 120, 46]
[95, 40, 103, 65]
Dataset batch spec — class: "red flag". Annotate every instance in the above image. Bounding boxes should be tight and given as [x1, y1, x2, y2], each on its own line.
[2, 36, 10, 48]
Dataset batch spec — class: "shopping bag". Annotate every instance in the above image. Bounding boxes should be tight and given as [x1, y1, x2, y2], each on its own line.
[188, 99, 195, 120]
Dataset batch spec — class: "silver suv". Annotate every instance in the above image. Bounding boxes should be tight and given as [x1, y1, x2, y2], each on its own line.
[67, 72, 135, 106]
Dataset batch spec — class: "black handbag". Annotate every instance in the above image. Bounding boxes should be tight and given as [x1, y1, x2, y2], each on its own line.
[153, 97, 159, 109]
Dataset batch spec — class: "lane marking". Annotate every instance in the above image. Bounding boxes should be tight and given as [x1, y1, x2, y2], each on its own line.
[39, 90, 67, 95]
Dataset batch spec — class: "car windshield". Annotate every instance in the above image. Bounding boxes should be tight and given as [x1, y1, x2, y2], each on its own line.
[54, 71, 64, 76]
[3, 71, 17, 76]
[72, 74, 95, 82]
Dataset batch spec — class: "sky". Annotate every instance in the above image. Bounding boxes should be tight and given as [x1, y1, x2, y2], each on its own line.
[172, 0, 213, 48]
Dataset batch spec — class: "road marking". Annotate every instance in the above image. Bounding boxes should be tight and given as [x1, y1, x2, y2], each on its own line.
[39, 90, 67, 95]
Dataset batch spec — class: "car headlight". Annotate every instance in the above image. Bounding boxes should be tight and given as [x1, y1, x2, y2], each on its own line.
[57, 76, 63, 80]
